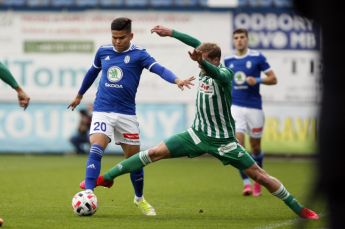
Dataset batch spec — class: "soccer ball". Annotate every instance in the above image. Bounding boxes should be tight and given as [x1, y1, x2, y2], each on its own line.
[72, 190, 98, 216]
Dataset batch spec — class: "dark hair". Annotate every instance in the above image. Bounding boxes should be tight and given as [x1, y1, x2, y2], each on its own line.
[233, 28, 248, 37]
[197, 43, 221, 59]
[111, 17, 132, 32]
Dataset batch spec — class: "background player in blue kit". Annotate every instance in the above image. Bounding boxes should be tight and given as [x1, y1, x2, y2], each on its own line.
[224, 28, 277, 197]
[68, 17, 195, 216]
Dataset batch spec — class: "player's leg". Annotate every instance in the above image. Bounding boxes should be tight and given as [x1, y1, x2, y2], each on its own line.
[103, 142, 171, 181]
[231, 105, 252, 195]
[237, 132, 252, 195]
[102, 129, 203, 181]
[82, 112, 112, 190]
[121, 144, 143, 198]
[120, 143, 157, 216]
[244, 164, 319, 219]
[247, 108, 265, 196]
[249, 137, 263, 196]
[84, 133, 109, 190]
[110, 114, 157, 215]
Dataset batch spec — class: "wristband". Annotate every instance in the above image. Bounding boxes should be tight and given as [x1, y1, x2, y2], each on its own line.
[255, 78, 263, 84]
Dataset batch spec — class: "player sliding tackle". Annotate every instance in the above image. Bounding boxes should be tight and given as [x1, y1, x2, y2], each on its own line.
[81, 25, 319, 220]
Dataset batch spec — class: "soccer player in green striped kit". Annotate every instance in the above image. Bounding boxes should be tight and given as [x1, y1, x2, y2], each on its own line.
[80, 25, 319, 219]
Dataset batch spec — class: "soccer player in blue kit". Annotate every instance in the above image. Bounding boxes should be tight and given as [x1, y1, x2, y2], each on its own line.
[224, 28, 277, 197]
[68, 17, 195, 216]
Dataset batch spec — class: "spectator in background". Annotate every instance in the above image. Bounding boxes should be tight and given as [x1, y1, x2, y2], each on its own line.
[0, 62, 30, 110]
[70, 104, 93, 155]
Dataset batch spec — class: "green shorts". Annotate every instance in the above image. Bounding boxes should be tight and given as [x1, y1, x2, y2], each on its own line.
[164, 128, 255, 170]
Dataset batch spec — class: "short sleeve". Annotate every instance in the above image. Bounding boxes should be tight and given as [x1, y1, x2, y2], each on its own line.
[258, 53, 271, 72]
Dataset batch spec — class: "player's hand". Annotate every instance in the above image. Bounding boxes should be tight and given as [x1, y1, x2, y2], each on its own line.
[151, 25, 173, 37]
[246, 76, 257, 86]
[188, 49, 203, 63]
[175, 76, 196, 91]
[16, 87, 30, 110]
[68, 95, 83, 111]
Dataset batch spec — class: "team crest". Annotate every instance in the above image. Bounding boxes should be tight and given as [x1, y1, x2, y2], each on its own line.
[124, 55, 130, 64]
[234, 71, 246, 85]
[246, 61, 252, 69]
[107, 66, 123, 82]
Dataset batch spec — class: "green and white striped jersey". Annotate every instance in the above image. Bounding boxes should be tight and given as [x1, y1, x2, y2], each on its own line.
[192, 65, 236, 139]
[170, 29, 236, 139]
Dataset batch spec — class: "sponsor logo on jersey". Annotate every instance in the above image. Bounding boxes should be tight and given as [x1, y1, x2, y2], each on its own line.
[234, 71, 246, 85]
[107, 66, 123, 82]
[124, 55, 130, 64]
[105, 83, 123, 88]
[105, 56, 110, 60]
[199, 80, 214, 95]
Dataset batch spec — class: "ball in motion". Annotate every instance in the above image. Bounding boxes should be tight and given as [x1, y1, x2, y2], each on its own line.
[0, 217, 4, 227]
[72, 190, 98, 216]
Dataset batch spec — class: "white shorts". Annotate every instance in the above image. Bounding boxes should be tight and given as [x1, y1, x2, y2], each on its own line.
[231, 105, 265, 138]
[89, 112, 140, 145]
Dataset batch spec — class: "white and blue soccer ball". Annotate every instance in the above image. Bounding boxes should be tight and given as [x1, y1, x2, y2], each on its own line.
[72, 190, 98, 216]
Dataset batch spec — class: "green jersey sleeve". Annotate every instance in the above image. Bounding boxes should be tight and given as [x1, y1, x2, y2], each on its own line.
[200, 60, 233, 84]
[0, 62, 19, 89]
[172, 30, 202, 48]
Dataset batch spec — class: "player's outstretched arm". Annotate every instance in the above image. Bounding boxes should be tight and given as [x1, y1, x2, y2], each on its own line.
[1, 62, 30, 110]
[151, 25, 201, 48]
[175, 76, 196, 91]
[68, 66, 100, 111]
[67, 94, 83, 111]
[16, 87, 30, 110]
[0, 62, 19, 89]
[149, 63, 195, 90]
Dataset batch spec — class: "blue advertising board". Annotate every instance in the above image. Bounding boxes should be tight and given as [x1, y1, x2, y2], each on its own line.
[0, 103, 187, 153]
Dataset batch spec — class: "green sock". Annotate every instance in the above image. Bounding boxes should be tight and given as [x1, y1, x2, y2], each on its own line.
[103, 150, 152, 181]
[272, 185, 303, 215]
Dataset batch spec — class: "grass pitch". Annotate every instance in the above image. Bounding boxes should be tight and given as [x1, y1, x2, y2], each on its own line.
[0, 155, 326, 228]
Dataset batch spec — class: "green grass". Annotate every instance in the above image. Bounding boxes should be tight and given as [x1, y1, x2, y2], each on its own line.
[0, 155, 327, 229]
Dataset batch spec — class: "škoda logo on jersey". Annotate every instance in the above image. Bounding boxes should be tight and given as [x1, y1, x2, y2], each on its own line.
[107, 66, 123, 82]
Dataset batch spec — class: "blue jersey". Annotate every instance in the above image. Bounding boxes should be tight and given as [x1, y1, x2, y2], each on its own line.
[92, 44, 156, 115]
[224, 49, 271, 109]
